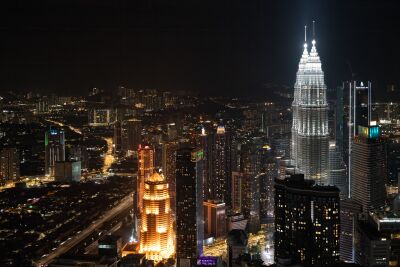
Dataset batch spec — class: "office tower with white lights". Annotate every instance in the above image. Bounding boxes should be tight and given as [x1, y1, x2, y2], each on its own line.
[291, 31, 329, 184]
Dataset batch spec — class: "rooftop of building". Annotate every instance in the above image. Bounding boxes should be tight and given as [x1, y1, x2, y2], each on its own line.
[275, 174, 340, 193]
[204, 199, 226, 207]
[227, 229, 248, 246]
[99, 234, 121, 244]
[147, 172, 165, 183]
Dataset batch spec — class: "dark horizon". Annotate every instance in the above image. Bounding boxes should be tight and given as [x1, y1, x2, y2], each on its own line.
[0, 0, 399, 98]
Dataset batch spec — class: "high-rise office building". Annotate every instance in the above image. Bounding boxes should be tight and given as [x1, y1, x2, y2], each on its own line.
[139, 172, 174, 261]
[36, 100, 49, 114]
[45, 128, 65, 176]
[54, 160, 81, 182]
[340, 199, 362, 263]
[198, 128, 214, 200]
[275, 174, 340, 266]
[291, 34, 329, 184]
[337, 81, 372, 197]
[260, 158, 277, 219]
[123, 119, 142, 153]
[356, 212, 400, 266]
[231, 172, 244, 213]
[167, 123, 178, 141]
[162, 141, 178, 214]
[137, 145, 154, 214]
[213, 125, 232, 206]
[278, 159, 296, 180]
[0, 148, 20, 183]
[113, 121, 122, 154]
[88, 107, 115, 126]
[67, 144, 88, 170]
[351, 125, 386, 212]
[227, 229, 248, 267]
[328, 141, 348, 199]
[175, 146, 204, 266]
[239, 140, 263, 233]
[204, 200, 227, 239]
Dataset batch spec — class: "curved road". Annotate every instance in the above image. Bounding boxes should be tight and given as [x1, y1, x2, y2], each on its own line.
[36, 194, 133, 266]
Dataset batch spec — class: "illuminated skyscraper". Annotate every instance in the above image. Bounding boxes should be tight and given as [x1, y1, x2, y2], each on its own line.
[214, 125, 232, 205]
[274, 174, 340, 265]
[139, 172, 174, 261]
[291, 28, 329, 184]
[162, 141, 178, 214]
[45, 128, 65, 176]
[340, 81, 372, 197]
[340, 199, 362, 263]
[328, 141, 348, 199]
[113, 121, 122, 154]
[239, 139, 263, 233]
[351, 125, 386, 212]
[0, 148, 20, 183]
[138, 145, 154, 213]
[204, 200, 227, 239]
[198, 127, 214, 200]
[175, 146, 204, 266]
[260, 158, 277, 219]
[231, 171, 244, 213]
[123, 119, 142, 153]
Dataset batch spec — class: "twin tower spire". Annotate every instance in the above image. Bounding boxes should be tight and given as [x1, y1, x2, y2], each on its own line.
[304, 21, 316, 45]
[303, 21, 318, 57]
[291, 20, 329, 184]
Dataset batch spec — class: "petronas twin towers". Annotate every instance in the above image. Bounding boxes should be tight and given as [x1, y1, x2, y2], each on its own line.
[291, 28, 329, 184]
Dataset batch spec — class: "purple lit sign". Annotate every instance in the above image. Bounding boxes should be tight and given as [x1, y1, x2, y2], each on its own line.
[197, 256, 218, 266]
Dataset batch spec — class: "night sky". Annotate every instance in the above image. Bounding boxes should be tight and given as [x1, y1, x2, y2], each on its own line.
[0, 0, 399, 97]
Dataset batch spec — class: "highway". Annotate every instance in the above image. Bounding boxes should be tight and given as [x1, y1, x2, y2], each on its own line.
[36, 194, 133, 266]
[84, 221, 124, 255]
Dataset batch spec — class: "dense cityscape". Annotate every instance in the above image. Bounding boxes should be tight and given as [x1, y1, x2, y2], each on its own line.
[1, 1, 400, 267]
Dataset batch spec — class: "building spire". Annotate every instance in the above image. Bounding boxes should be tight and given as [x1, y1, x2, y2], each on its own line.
[302, 25, 308, 57]
[313, 21, 315, 40]
[312, 20, 316, 47]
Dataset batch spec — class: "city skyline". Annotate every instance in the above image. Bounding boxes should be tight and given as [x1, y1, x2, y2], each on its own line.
[0, 1, 400, 266]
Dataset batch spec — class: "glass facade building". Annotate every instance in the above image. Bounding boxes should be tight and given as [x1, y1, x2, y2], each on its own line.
[291, 39, 329, 184]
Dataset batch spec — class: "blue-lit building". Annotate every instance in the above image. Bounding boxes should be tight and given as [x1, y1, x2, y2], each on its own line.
[351, 125, 387, 212]
[336, 81, 372, 197]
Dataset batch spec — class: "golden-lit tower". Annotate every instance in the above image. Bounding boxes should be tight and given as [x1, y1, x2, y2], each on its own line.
[138, 145, 154, 212]
[139, 172, 175, 261]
